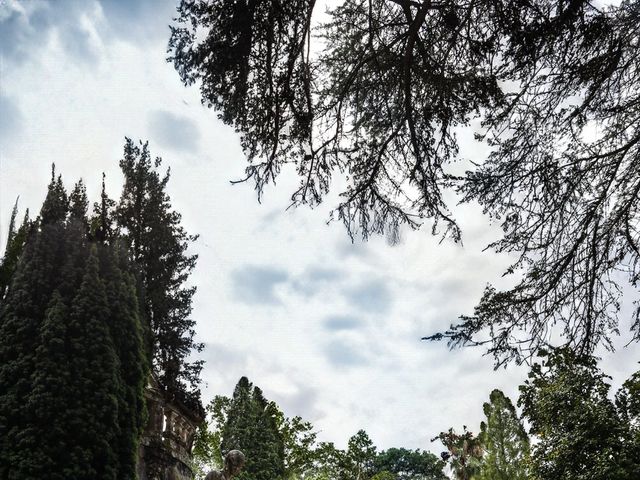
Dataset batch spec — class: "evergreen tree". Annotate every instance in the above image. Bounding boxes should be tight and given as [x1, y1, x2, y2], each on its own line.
[100, 242, 149, 479]
[69, 179, 90, 233]
[251, 387, 285, 480]
[116, 138, 202, 396]
[221, 377, 285, 480]
[0, 199, 30, 299]
[0, 173, 148, 478]
[477, 390, 530, 480]
[0, 224, 69, 476]
[26, 291, 74, 480]
[91, 174, 116, 243]
[40, 166, 68, 226]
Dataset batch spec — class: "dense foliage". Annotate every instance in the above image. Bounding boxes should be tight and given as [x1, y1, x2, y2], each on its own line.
[519, 349, 640, 480]
[117, 138, 202, 397]
[0, 140, 201, 477]
[436, 351, 640, 480]
[169, 0, 640, 366]
[0, 174, 148, 479]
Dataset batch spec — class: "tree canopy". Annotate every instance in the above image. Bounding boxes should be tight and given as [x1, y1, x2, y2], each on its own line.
[0, 175, 148, 479]
[168, 0, 640, 365]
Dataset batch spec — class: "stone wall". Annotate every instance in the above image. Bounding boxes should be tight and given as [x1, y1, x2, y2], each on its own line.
[137, 378, 203, 480]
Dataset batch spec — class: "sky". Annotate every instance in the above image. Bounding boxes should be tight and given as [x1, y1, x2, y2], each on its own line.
[1, 0, 638, 454]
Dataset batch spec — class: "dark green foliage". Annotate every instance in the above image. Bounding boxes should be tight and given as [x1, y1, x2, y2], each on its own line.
[91, 173, 117, 243]
[0, 199, 31, 299]
[0, 179, 148, 478]
[519, 349, 639, 480]
[250, 387, 286, 480]
[373, 448, 447, 480]
[40, 166, 69, 226]
[100, 243, 149, 479]
[170, 0, 640, 365]
[116, 138, 202, 396]
[220, 377, 285, 480]
[69, 179, 89, 230]
[169, 0, 315, 199]
[477, 390, 530, 480]
[65, 247, 120, 479]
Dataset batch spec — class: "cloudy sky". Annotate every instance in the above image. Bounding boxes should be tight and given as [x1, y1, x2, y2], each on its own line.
[1, 0, 638, 453]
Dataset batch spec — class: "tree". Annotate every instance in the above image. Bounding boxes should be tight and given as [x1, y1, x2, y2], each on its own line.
[342, 430, 377, 480]
[373, 448, 447, 480]
[220, 377, 285, 480]
[519, 349, 638, 480]
[116, 138, 202, 396]
[276, 412, 318, 480]
[169, 0, 640, 365]
[433, 427, 483, 480]
[192, 395, 232, 478]
[0, 177, 148, 479]
[0, 198, 31, 299]
[476, 390, 530, 480]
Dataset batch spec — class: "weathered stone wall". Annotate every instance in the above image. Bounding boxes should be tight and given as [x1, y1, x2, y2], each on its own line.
[137, 378, 202, 480]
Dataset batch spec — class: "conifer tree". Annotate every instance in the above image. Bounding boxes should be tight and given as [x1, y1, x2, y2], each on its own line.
[116, 138, 202, 397]
[100, 242, 149, 479]
[40, 166, 69, 226]
[221, 377, 286, 480]
[0, 199, 30, 299]
[0, 223, 68, 476]
[251, 387, 286, 480]
[27, 291, 74, 480]
[0, 173, 148, 479]
[477, 390, 530, 480]
[69, 179, 90, 233]
[65, 246, 120, 479]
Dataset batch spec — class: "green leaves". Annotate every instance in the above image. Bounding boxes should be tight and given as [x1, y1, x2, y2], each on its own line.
[519, 349, 639, 480]
[116, 138, 202, 398]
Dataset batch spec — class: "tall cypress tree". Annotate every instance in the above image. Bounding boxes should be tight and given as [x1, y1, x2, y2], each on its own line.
[116, 138, 202, 397]
[0, 199, 31, 300]
[65, 246, 119, 480]
[0, 172, 148, 479]
[252, 387, 285, 480]
[27, 291, 74, 480]
[0, 184, 70, 477]
[101, 242, 149, 479]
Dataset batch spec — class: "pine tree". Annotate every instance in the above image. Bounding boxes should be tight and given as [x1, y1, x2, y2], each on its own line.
[221, 377, 286, 480]
[116, 138, 202, 397]
[477, 390, 530, 480]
